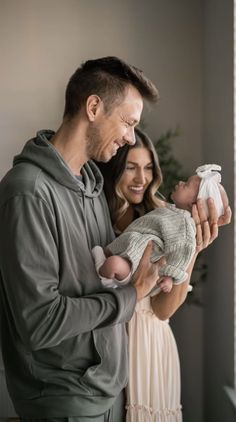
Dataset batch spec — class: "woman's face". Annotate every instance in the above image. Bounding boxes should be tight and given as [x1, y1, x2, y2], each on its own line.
[118, 147, 154, 205]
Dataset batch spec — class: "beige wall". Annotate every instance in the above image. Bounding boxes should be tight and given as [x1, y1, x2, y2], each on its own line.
[0, 0, 203, 178]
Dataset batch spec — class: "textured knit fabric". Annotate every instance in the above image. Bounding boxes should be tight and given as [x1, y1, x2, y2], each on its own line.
[126, 296, 182, 422]
[0, 130, 137, 418]
[107, 205, 196, 284]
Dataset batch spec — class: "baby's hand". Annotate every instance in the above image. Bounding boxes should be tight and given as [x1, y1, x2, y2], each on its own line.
[159, 276, 173, 293]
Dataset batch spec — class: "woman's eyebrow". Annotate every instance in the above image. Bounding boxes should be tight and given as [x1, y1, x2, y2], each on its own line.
[126, 161, 137, 165]
[127, 161, 153, 165]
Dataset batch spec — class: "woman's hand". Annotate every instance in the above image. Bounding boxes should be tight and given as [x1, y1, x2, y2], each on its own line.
[192, 200, 215, 252]
[192, 195, 231, 252]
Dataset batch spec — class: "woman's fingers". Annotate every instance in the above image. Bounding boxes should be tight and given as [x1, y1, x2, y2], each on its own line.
[207, 198, 218, 226]
[192, 199, 219, 247]
[194, 213, 218, 252]
[195, 220, 203, 252]
[140, 240, 154, 264]
[210, 222, 218, 243]
[192, 203, 201, 225]
[196, 199, 208, 224]
[218, 205, 232, 226]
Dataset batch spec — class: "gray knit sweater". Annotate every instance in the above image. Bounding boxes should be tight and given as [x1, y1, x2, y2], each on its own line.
[107, 204, 196, 283]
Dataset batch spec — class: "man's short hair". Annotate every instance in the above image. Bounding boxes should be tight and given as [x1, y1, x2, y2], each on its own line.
[63, 56, 159, 119]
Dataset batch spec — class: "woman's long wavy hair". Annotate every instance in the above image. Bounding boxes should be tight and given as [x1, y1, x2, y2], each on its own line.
[97, 127, 163, 228]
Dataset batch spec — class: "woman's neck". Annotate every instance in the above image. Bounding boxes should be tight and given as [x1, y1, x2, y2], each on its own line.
[115, 206, 136, 232]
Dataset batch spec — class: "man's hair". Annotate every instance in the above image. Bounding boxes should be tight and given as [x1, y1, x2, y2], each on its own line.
[63, 56, 159, 119]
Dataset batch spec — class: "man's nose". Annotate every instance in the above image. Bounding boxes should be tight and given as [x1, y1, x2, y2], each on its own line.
[125, 127, 136, 145]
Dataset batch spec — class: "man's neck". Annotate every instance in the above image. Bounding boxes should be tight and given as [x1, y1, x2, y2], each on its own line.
[51, 118, 88, 175]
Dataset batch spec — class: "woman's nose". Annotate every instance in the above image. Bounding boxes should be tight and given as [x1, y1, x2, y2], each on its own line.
[134, 170, 146, 184]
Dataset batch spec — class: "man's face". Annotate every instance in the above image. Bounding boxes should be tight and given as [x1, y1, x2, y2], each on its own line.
[171, 175, 201, 210]
[86, 85, 143, 162]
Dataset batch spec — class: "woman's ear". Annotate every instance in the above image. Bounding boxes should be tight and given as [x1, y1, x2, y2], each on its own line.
[86, 95, 103, 122]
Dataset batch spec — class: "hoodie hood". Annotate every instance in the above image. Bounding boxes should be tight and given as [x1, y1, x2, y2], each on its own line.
[13, 130, 104, 198]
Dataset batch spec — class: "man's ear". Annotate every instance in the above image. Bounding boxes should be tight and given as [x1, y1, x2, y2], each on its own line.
[86, 95, 103, 122]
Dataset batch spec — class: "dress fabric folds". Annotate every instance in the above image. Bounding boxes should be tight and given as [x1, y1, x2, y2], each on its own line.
[126, 296, 182, 422]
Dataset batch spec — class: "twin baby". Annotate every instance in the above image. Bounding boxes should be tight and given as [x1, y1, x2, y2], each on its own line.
[92, 164, 226, 294]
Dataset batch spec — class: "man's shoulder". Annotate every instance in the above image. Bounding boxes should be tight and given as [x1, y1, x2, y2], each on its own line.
[0, 162, 47, 206]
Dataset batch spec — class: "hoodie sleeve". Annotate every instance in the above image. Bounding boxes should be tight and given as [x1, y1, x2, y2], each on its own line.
[0, 194, 136, 351]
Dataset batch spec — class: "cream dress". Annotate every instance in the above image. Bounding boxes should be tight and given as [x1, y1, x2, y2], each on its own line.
[126, 296, 182, 422]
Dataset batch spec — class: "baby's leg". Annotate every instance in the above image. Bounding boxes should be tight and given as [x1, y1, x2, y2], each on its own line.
[100, 255, 131, 281]
[159, 276, 173, 293]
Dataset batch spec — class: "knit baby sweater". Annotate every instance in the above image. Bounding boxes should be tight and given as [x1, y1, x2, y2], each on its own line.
[107, 204, 196, 284]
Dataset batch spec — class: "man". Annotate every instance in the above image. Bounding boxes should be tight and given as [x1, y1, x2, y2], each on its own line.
[0, 56, 231, 422]
[0, 57, 162, 421]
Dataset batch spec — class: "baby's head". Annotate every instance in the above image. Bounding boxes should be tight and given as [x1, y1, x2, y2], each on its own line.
[171, 164, 227, 217]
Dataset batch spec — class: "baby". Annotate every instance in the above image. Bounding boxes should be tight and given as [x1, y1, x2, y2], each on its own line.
[92, 164, 226, 293]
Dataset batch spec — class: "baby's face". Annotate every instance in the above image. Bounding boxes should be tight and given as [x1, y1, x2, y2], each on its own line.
[171, 175, 201, 211]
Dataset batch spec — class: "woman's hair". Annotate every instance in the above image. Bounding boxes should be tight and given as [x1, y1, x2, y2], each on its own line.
[97, 127, 163, 227]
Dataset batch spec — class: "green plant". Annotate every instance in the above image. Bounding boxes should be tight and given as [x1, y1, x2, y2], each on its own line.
[153, 126, 188, 200]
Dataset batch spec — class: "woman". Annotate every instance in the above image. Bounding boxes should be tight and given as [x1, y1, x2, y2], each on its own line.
[97, 128, 229, 421]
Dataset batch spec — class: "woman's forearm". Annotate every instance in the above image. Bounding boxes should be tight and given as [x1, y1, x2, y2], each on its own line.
[151, 252, 198, 320]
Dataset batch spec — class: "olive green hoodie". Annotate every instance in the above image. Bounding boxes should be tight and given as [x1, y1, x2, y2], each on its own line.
[0, 130, 136, 417]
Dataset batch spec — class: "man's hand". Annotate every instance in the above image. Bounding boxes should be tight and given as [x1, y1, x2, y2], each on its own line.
[131, 241, 165, 301]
